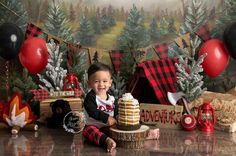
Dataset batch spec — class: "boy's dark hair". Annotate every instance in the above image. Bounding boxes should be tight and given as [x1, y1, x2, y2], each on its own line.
[87, 62, 112, 79]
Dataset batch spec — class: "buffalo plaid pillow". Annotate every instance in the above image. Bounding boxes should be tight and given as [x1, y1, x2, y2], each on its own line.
[25, 23, 42, 39]
[109, 50, 124, 73]
[138, 58, 177, 104]
[195, 24, 211, 42]
[153, 43, 168, 59]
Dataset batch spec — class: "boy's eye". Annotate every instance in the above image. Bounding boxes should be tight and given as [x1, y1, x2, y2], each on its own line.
[104, 81, 108, 83]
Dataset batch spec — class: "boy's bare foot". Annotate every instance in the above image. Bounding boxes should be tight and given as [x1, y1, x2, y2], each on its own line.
[146, 128, 160, 140]
[106, 137, 116, 153]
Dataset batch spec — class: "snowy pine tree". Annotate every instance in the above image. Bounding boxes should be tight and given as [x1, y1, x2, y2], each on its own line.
[175, 50, 207, 102]
[170, 0, 207, 58]
[38, 39, 67, 91]
[44, 1, 73, 42]
[77, 15, 95, 46]
[180, 0, 207, 35]
[0, 0, 28, 29]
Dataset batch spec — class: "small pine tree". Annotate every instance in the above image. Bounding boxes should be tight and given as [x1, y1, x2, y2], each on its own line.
[117, 4, 150, 51]
[159, 17, 169, 35]
[212, 0, 236, 38]
[168, 43, 185, 58]
[0, 0, 28, 29]
[168, 17, 177, 34]
[77, 15, 95, 46]
[110, 72, 126, 100]
[107, 5, 116, 27]
[38, 39, 67, 91]
[90, 15, 101, 34]
[180, 0, 207, 34]
[148, 18, 160, 43]
[79, 70, 89, 95]
[69, 3, 76, 22]
[67, 48, 88, 82]
[92, 51, 99, 63]
[44, 1, 73, 42]
[120, 52, 136, 83]
[100, 7, 109, 30]
[10, 69, 38, 102]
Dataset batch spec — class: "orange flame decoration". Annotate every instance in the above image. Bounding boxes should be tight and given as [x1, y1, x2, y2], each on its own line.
[2, 93, 36, 128]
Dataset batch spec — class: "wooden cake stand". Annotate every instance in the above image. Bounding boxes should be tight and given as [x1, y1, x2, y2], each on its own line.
[110, 125, 149, 149]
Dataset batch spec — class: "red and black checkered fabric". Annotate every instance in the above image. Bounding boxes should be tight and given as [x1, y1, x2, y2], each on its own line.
[25, 23, 42, 39]
[138, 58, 177, 104]
[153, 43, 168, 59]
[83, 125, 108, 146]
[109, 50, 124, 73]
[30, 89, 49, 101]
[195, 24, 211, 42]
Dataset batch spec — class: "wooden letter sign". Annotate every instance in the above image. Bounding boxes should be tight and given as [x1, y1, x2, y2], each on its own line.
[140, 103, 183, 129]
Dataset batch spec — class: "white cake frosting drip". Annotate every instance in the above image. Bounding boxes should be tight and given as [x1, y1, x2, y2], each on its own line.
[121, 93, 139, 105]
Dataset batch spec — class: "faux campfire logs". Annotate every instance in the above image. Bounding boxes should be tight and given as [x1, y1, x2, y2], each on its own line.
[110, 125, 149, 149]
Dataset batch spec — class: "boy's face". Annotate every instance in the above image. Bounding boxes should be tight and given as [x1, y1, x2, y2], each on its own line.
[88, 71, 112, 96]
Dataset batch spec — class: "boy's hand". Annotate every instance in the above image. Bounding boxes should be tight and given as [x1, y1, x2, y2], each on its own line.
[107, 116, 117, 126]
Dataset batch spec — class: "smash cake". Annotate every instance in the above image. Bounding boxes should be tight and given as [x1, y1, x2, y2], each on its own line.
[117, 93, 141, 131]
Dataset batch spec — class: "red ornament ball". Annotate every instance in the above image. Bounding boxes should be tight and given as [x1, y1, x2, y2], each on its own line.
[181, 114, 197, 131]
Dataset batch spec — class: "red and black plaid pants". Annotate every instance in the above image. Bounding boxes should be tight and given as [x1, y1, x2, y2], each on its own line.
[83, 125, 110, 147]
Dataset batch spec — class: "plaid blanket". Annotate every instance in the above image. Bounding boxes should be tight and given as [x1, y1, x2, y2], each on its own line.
[137, 58, 177, 104]
[109, 50, 124, 73]
[153, 43, 168, 59]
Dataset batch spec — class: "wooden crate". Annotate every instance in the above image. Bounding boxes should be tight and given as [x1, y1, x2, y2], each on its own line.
[39, 98, 83, 123]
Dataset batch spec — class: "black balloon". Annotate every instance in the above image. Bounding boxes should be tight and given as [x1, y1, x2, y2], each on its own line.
[223, 22, 236, 59]
[0, 23, 24, 60]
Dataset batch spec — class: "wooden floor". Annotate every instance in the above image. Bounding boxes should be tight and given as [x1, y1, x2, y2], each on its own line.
[0, 125, 236, 156]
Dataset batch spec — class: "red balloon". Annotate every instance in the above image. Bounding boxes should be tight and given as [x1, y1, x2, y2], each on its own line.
[19, 37, 48, 74]
[198, 39, 229, 78]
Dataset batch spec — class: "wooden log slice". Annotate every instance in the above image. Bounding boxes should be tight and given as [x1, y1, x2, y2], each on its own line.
[116, 124, 141, 131]
[110, 125, 149, 149]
